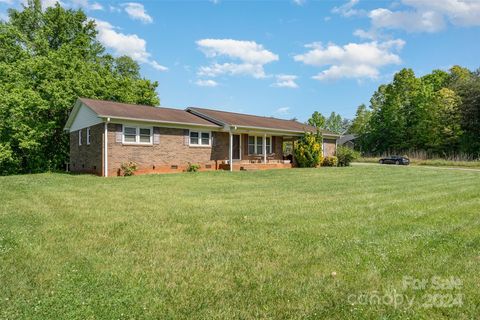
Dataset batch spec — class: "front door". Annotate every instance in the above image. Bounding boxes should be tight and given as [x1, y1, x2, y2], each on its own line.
[232, 134, 240, 160]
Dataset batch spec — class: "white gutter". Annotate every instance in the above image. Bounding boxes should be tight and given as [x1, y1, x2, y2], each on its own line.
[225, 125, 340, 138]
[96, 115, 220, 129]
[228, 130, 233, 172]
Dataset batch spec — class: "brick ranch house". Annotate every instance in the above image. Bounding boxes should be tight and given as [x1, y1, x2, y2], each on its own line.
[64, 98, 339, 176]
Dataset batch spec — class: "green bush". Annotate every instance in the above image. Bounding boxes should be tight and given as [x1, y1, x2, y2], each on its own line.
[0, 143, 20, 175]
[322, 156, 338, 167]
[336, 146, 360, 167]
[120, 161, 138, 176]
[294, 132, 323, 168]
[186, 163, 201, 172]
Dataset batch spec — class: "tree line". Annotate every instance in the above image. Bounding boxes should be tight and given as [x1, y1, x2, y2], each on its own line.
[0, 0, 159, 175]
[349, 67, 480, 159]
[307, 66, 480, 159]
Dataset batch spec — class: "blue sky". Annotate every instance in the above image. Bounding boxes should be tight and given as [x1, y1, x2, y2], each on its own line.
[1, 0, 480, 121]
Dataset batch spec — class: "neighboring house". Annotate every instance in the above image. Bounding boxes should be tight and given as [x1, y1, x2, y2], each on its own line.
[64, 98, 339, 176]
[338, 134, 357, 149]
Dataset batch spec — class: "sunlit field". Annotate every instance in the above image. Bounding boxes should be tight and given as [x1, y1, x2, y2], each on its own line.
[1, 166, 479, 319]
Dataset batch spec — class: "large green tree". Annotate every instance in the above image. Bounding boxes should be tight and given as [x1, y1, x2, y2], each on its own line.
[0, 0, 159, 174]
[353, 66, 479, 158]
[325, 112, 344, 134]
[307, 111, 349, 134]
[307, 111, 326, 129]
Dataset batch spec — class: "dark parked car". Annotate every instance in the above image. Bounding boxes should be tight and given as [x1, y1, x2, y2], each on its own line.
[379, 155, 410, 165]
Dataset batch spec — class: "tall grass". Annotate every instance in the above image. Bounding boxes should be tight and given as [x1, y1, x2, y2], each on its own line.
[361, 150, 479, 161]
[357, 156, 480, 168]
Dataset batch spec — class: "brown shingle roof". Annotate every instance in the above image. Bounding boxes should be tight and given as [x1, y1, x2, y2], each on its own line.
[79, 98, 219, 127]
[188, 107, 337, 135]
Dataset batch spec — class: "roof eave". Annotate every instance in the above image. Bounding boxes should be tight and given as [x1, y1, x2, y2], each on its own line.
[97, 115, 221, 129]
[63, 98, 83, 131]
[232, 125, 338, 137]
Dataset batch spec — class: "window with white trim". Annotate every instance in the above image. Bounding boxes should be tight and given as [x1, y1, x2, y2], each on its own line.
[122, 126, 152, 144]
[248, 135, 272, 154]
[189, 130, 211, 146]
[266, 137, 272, 153]
[78, 129, 82, 146]
[86, 127, 91, 145]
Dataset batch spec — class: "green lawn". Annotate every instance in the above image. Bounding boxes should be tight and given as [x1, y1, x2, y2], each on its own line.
[1, 167, 479, 319]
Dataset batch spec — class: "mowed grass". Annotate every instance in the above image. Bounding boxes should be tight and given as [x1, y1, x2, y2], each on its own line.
[0, 166, 479, 319]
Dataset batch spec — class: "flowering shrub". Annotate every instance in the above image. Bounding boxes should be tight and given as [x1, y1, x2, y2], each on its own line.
[120, 161, 138, 176]
[322, 156, 338, 167]
[294, 131, 323, 167]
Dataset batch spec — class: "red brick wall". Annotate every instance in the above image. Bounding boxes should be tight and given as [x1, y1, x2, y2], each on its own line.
[323, 138, 337, 157]
[106, 124, 230, 176]
[69, 123, 103, 175]
[70, 122, 295, 176]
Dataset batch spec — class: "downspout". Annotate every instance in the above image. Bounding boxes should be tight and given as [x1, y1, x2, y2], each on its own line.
[228, 129, 233, 172]
[104, 118, 110, 177]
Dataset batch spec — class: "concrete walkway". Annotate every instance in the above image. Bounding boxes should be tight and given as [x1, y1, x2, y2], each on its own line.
[352, 162, 480, 172]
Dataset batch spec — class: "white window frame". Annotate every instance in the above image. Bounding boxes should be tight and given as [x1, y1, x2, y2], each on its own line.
[86, 127, 91, 145]
[189, 130, 211, 147]
[78, 129, 82, 146]
[247, 135, 272, 155]
[122, 125, 153, 145]
[265, 136, 272, 154]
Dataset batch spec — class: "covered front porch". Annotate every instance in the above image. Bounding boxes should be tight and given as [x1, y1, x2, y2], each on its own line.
[221, 130, 297, 171]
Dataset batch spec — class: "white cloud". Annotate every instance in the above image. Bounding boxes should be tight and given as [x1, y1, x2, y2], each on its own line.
[293, 0, 305, 6]
[369, 8, 445, 32]
[89, 2, 102, 10]
[149, 60, 168, 72]
[332, 0, 365, 17]
[271, 74, 299, 88]
[109, 5, 121, 13]
[275, 107, 291, 115]
[294, 40, 405, 81]
[122, 2, 152, 23]
[198, 63, 267, 79]
[95, 19, 167, 71]
[197, 39, 278, 65]
[0, 0, 14, 4]
[69, 0, 103, 10]
[195, 79, 219, 87]
[353, 28, 377, 40]
[196, 39, 278, 79]
[367, 0, 480, 33]
[403, 0, 480, 27]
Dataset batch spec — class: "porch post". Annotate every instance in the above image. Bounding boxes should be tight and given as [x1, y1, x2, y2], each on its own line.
[263, 133, 267, 164]
[229, 131, 233, 172]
